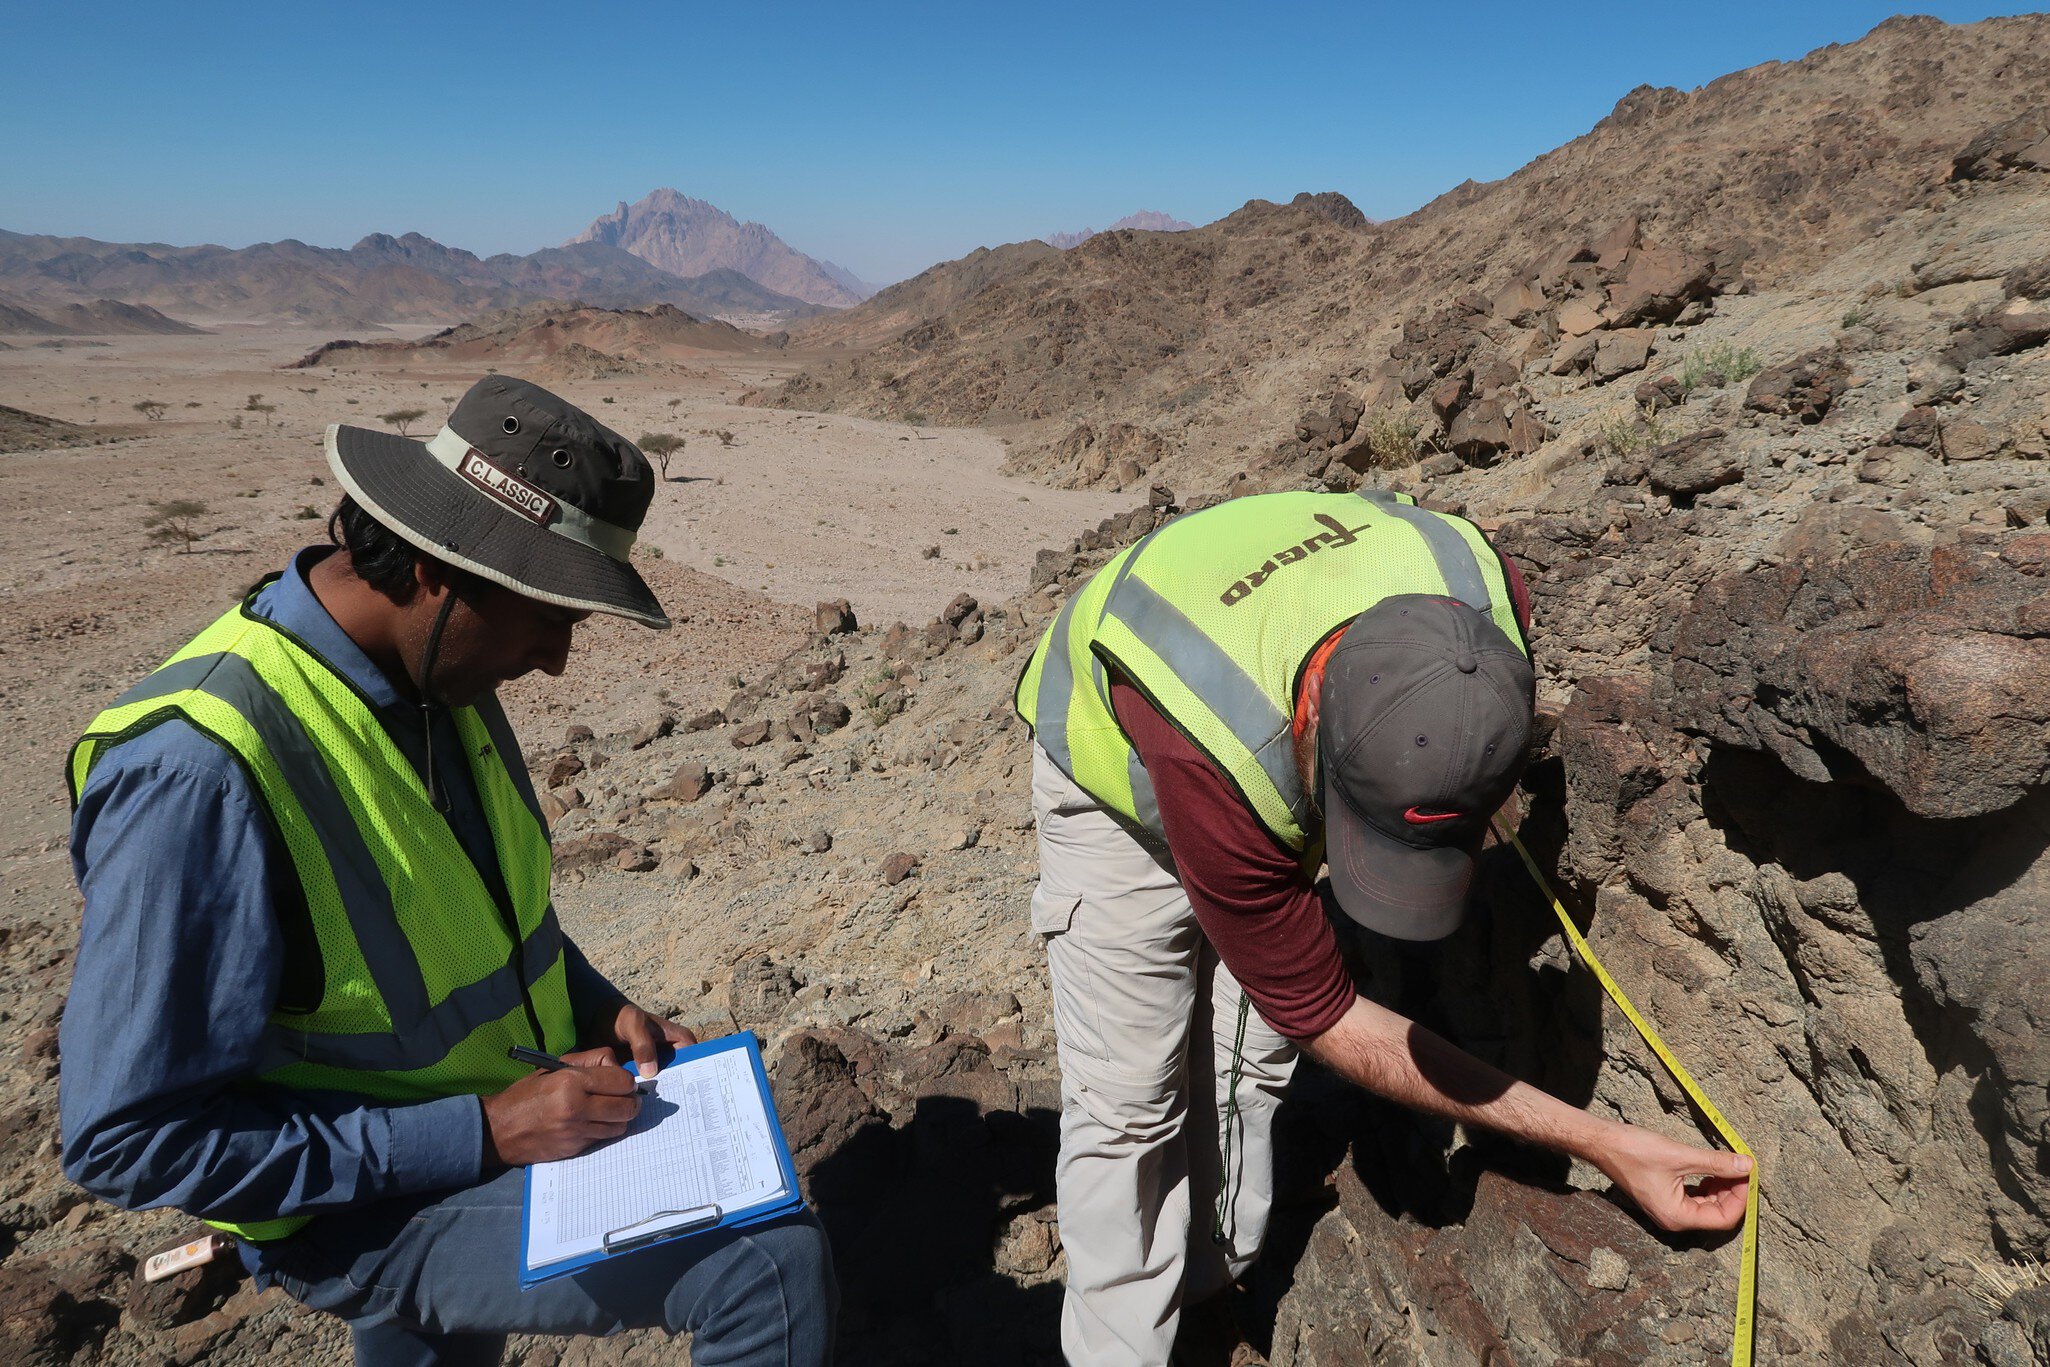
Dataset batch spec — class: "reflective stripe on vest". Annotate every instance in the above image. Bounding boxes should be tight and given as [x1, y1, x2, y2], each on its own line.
[1016, 490, 1526, 850]
[69, 585, 577, 1241]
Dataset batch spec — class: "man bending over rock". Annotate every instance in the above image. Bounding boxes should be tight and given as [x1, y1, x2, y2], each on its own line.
[1016, 488, 1750, 1365]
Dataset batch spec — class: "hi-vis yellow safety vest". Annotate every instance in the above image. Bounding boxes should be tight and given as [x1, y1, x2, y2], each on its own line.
[69, 583, 576, 1242]
[1016, 490, 1527, 851]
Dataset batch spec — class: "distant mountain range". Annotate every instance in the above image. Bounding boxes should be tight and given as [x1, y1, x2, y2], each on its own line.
[1042, 211, 1197, 250]
[0, 196, 1184, 334]
[0, 217, 833, 331]
[567, 189, 872, 308]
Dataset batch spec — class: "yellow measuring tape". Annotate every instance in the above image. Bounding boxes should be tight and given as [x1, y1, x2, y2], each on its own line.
[1493, 819, 1758, 1366]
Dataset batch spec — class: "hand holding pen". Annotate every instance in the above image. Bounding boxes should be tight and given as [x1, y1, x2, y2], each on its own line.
[482, 1045, 643, 1167]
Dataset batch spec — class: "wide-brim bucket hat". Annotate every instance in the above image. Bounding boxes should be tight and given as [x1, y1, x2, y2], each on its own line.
[325, 374, 669, 628]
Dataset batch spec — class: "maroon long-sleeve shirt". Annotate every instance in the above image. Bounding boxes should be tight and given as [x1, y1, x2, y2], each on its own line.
[1108, 565, 1532, 1043]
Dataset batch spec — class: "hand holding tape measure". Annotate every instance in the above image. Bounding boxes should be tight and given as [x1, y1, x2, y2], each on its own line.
[1494, 818, 1760, 1367]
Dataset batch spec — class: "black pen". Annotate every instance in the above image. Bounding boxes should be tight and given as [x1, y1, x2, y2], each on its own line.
[509, 1044, 658, 1090]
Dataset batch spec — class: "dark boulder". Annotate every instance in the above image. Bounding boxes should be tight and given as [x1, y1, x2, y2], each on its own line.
[1645, 428, 1740, 497]
[1744, 348, 1849, 423]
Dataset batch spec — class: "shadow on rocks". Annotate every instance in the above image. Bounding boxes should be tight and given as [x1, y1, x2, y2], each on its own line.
[775, 1029, 1064, 1366]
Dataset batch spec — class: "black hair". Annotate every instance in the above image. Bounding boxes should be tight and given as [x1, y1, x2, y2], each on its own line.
[327, 495, 493, 607]
[327, 495, 422, 599]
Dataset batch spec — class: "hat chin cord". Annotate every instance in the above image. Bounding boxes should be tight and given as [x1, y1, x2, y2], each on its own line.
[414, 589, 459, 815]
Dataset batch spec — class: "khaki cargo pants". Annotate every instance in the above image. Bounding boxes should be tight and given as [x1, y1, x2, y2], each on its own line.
[1031, 744, 1298, 1367]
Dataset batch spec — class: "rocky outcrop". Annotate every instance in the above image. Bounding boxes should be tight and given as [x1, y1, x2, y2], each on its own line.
[1272, 1166, 1731, 1364]
[1668, 535, 2050, 818]
[1951, 108, 2050, 181]
[1045, 421, 1170, 490]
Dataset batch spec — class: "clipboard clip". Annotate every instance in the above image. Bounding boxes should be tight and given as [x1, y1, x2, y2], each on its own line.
[601, 1205, 723, 1254]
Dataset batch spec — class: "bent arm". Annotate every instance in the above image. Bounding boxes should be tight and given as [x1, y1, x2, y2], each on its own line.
[1305, 995, 1750, 1232]
[60, 732, 481, 1222]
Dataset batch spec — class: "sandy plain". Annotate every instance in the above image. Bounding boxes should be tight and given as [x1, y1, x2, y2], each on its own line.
[0, 324, 1126, 998]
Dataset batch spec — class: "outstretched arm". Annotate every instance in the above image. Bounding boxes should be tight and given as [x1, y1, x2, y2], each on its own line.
[1305, 995, 1750, 1232]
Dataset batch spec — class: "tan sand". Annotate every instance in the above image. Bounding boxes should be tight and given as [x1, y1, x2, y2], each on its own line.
[0, 324, 1125, 949]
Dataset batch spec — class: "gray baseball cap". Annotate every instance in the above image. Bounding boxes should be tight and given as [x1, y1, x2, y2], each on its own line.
[1318, 595, 1534, 940]
[325, 375, 669, 628]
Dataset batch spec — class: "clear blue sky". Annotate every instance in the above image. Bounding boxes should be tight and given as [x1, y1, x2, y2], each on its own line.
[1, 2, 2035, 285]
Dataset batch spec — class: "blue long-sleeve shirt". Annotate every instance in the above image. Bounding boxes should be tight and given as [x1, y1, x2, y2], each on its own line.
[59, 547, 624, 1244]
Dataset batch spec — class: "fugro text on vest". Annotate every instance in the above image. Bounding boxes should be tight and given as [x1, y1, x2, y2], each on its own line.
[1219, 513, 1373, 607]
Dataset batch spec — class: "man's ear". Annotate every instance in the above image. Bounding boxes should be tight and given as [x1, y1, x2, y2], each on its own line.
[413, 556, 456, 601]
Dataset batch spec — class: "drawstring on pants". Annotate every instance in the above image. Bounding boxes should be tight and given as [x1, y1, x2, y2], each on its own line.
[1212, 991, 1251, 1244]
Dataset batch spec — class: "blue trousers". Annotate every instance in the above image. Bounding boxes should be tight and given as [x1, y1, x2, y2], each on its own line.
[248, 1169, 837, 1366]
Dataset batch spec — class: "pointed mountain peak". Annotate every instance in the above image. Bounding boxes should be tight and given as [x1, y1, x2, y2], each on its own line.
[565, 190, 869, 307]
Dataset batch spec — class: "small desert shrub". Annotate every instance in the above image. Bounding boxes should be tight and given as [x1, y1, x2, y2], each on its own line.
[716, 430, 736, 447]
[132, 400, 167, 421]
[639, 432, 684, 479]
[1595, 402, 1675, 459]
[905, 411, 928, 427]
[143, 499, 208, 552]
[1360, 409, 1421, 469]
[1840, 305, 1870, 330]
[1677, 342, 1763, 394]
[379, 408, 428, 436]
[858, 665, 904, 728]
[294, 505, 320, 519]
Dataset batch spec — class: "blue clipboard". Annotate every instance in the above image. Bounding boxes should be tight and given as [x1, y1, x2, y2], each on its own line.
[518, 1032, 805, 1289]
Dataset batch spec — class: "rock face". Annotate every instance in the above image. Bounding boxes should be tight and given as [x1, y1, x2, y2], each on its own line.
[1668, 537, 2050, 818]
[1273, 1163, 1728, 1363]
[1263, 533, 2050, 1366]
[1952, 107, 2050, 180]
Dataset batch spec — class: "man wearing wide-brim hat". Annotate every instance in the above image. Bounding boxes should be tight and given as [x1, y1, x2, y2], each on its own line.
[60, 376, 836, 1364]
